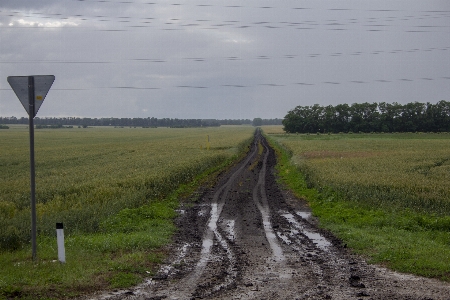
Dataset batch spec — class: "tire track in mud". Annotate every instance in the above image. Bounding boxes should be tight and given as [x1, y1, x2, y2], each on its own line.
[87, 130, 450, 300]
[175, 134, 259, 298]
[252, 137, 285, 262]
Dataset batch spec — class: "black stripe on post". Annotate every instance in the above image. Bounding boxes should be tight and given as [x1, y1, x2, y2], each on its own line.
[56, 223, 64, 229]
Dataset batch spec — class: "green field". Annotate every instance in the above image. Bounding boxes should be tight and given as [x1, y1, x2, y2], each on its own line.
[264, 126, 450, 281]
[0, 125, 254, 299]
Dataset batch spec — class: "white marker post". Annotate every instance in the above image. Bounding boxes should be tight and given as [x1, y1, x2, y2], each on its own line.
[56, 223, 66, 263]
[7, 75, 55, 261]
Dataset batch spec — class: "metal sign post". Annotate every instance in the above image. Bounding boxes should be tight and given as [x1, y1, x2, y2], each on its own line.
[7, 75, 55, 261]
[28, 76, 37, 261]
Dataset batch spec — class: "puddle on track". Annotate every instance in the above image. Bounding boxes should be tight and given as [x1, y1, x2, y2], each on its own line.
[281, 211, 332, 251]
[223, 219, 236, 241]
[276, 231, 292, 245]
[262, 217, 285, 261]
[296, 211, 311, 220]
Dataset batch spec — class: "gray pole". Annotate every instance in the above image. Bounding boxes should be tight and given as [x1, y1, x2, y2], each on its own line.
[28, 76, 37, 261]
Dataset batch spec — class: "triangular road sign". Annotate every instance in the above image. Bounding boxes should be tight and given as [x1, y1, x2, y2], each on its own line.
[7, 75, 55, 118]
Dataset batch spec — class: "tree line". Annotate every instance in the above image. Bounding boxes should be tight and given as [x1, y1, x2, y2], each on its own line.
[282, 100, 450, 133]
[0, 117, 255, 128]
[252, 118, 283, 126]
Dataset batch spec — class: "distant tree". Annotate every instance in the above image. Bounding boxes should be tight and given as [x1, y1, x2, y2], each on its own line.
[334, 103, 351, 132]
[283, 100, 450, 133]
[252, 118, 263, 126]
[260, 118, 283, 125]
[283, 106, 310, 133]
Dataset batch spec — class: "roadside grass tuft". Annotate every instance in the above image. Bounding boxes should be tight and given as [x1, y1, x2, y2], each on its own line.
[108, 273, 141, 289]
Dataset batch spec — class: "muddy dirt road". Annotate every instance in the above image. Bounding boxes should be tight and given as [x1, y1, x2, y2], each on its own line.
[89, 130, 450, 300]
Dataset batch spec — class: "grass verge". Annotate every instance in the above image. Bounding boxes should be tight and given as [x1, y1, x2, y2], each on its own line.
[266, 134, 450, 282]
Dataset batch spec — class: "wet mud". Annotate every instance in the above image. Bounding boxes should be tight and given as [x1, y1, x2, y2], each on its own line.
[86, 130, 450, 300]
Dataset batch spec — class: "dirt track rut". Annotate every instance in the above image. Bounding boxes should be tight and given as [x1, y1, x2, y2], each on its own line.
[88, 130, 450, 300]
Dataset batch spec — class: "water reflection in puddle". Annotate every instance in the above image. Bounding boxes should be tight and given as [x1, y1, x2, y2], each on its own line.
[276, 231, 292, 245]
[223, 219, 236, 241]
[296, 211, 311, 220]
[281, 211, 331, 251]
[302, 230, 331, 250]
[263, 217, 285, 261]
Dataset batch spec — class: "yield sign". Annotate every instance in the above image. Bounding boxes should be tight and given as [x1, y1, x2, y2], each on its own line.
[6, 75, 55, 261]
[7, 75, 55, 118]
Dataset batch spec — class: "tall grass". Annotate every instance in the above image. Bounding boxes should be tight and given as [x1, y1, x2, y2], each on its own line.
[269, 130, 450, 216]
[0, 126, 254, 251]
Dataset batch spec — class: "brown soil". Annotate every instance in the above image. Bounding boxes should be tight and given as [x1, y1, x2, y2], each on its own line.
[86, 130, 450, 300]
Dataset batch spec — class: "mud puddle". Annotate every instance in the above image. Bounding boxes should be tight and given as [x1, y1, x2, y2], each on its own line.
[280, 211, 331, 251]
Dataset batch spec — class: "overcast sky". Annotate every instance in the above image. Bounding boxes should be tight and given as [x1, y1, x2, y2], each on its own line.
[0, 0, 449, 119]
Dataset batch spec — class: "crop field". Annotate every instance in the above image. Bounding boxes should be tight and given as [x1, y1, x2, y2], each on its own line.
[269, 129, 450, 215]
[0, 125, 254, 297]
[264, 125, 450, 280]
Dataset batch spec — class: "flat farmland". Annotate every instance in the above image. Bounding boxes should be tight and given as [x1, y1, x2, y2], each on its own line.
[265, 126, 450, 281]
[268, 129, 450, 214]
[0, 125, 254, 298]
